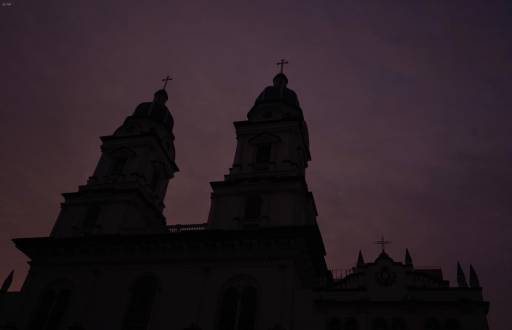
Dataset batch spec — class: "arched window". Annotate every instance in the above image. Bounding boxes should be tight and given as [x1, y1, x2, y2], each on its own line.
[28, 282, 72, 330]
[244, 195, 262, 219]
[111, 157, 128, 175]
[237, 286, 257, 329]
[83, 204, 101, 234]
[217, 279, 258, 330]
[122, 275, 158, 330]
[218, 287, 239, 330]
[255, 143, 272, 163]
[245, 195, 263, 219]
[110, 147, 135, 176]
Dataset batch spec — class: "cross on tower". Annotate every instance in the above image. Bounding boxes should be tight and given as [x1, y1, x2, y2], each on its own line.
[161, 75, 173, 90]
[375, 236, 391, 252]
[276, 59, 289, 73]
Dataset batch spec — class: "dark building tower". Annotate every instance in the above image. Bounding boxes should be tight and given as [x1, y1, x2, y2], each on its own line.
[207, 72, 316, 229]
[51, 89, 178, 237]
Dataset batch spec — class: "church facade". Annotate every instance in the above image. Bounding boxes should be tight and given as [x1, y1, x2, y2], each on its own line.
[0, 71, 489, 330]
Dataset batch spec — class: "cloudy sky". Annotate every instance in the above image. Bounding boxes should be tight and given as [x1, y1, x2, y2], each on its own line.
[1, 0, 511, 328]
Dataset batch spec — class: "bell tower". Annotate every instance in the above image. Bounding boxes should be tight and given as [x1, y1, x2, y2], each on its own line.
[207, 63, 317, 229]
[51, 85, 179, 237]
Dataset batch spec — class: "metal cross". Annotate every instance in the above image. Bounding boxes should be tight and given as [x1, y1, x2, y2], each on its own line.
[161, 75, 173, 90]
[375, 236, 391, 252]
[276, 59, 289, 73]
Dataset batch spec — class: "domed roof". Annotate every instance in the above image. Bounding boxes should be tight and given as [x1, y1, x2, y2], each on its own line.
[253, 73, 300, 109]
[133, 89, 174, 128]
[249, 73, 303, 121]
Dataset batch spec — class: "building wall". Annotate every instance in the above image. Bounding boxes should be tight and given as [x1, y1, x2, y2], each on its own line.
[11, 256, 319, 330]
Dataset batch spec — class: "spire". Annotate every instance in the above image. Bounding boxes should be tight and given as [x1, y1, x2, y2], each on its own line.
[457, 262, 468, 288]
[357, 250, 365, 267]
[276, 58, 289, 74]
[374, 236, 391, 253]
[161, 75, 172, 90]
[0, 270, 14, 293]
[152, 75, 172, 106]
[469, 264, 481, 288]
[274, 59, 289, 91]
[405, 249, 413, 267]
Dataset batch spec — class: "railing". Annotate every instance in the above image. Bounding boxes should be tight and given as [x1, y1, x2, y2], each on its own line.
[167, 223, 208, 233]
[329, 267, 358, 281]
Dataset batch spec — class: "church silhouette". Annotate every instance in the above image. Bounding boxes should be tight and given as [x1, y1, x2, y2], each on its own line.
[0, 65, 489, 330]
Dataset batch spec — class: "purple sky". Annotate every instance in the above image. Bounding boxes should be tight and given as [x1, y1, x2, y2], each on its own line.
[1, 0, 511, 328]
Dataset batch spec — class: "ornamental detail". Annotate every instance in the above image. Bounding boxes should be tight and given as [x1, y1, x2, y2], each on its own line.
[375, 266, 396, 286]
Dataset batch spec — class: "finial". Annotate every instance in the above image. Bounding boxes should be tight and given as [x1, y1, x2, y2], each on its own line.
[457, 262, 468, 288]
[0, 270, 14, 293]
[161, 75, 173, 90]
[469, 264, 480, 288]
[374, 236, 391, 253]
[405, 249, 413, 267]
[276, 58, 289, 74]
[357, 250, 365, 267]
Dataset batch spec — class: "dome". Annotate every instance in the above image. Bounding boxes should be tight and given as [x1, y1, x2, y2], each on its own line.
[132, 89, 174, 128]
[249, 73, 303, 121]
[253, 73, 300, 108]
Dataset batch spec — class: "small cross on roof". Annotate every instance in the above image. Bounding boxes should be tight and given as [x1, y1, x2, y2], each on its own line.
[276, 59, 289, 74]
[161, 75, 173, 90]
[375, 236, 391, 252]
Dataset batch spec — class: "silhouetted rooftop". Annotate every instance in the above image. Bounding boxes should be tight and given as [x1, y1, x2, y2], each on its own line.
[133, 89, 173, 128]
[251, 73, 303, 119]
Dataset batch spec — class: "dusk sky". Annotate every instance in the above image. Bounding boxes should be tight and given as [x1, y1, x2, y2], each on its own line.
[1, 0, 511, 328]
